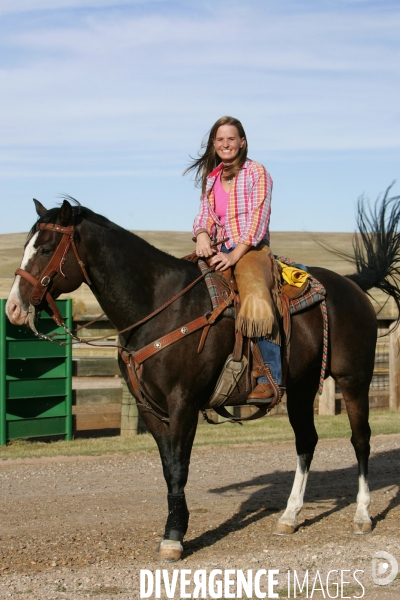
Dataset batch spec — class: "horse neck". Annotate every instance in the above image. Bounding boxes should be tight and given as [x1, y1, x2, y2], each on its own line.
[78, 220, 196, 329]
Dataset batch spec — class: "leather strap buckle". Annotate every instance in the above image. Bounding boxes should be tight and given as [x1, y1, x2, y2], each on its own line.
[41, 275, 51, 287]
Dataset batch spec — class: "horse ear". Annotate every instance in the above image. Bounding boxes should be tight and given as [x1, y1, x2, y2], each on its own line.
[33, 199, 47, 217]
[59, 199, 73, 225]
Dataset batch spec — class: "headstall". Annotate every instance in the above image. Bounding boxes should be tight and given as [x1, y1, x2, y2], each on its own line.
[15, 221, 92, 328]
[14, 225, 238, 423]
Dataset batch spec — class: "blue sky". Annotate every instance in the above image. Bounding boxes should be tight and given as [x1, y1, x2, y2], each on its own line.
[1, 0, 399, 234]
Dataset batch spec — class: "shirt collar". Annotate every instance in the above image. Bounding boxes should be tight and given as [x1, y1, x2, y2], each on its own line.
[207, 159, 250, 179]
[208, 163, 224, 179]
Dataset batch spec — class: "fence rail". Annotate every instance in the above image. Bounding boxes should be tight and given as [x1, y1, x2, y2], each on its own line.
[70, 313, 400, 434]
[1, 307, 398, 440]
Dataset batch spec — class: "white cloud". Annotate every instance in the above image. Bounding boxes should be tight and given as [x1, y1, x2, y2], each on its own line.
[0, 1, 400, 234]
[5, 8, 400, 71]
[0, 0, 165, 16]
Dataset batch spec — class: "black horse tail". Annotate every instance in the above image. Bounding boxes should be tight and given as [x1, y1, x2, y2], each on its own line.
[318, 185, 400, 320]
[346, 185, 400, 319]
[346, 184, 400, 294]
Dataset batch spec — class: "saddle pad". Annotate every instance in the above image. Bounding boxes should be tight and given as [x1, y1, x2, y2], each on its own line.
[198, 259, 235, 317]
[276, 256, 326, 314]
[198, 256, 326, 317]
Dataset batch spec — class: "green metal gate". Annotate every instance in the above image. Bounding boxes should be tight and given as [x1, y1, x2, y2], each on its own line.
[0, 299, 72, 445]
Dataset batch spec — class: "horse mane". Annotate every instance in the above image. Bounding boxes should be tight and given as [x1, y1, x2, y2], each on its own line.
[28, 196, 193, 271]
[29, 195, 121, 237]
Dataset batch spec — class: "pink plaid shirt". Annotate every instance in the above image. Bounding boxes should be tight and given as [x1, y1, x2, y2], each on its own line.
[192, 159, 272, 249]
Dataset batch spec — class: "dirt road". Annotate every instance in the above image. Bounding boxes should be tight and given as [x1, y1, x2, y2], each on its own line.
[0, 434, 399, 599]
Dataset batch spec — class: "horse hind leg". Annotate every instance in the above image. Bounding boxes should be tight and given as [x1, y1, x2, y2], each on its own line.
[353, 472, 372, 534]
[338, 379, 372, 534]
[274, 376, 319, 535]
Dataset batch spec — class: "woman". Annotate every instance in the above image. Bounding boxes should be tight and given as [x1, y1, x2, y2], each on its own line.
[185, 116, 283, 401]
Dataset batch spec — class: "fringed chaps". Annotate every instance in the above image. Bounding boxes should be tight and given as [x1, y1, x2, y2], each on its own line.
[234, 244, 282, 344]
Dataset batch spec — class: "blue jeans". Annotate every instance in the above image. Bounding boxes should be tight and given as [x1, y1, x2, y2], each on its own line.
[256, 338, 282, 385]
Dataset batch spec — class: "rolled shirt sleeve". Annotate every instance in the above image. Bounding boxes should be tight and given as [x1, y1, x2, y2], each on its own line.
[192, 195, 213, 238]
[237, 163, 272, 247]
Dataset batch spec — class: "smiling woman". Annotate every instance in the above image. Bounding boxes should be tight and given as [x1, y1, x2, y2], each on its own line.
[185, 116, 283, 403]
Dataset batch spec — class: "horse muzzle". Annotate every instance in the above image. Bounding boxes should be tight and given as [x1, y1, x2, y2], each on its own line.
[5, 294, 30, 326]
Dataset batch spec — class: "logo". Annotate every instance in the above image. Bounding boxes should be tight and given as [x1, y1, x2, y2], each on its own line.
[372, 551, 398, 586]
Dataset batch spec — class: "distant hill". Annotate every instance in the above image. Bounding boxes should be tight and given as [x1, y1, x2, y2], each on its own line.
[0, 230, 395, 319]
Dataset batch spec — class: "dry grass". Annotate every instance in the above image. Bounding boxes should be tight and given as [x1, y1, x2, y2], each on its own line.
[0, 230, 354, 279]
[0, 229, 395, 317]
[0, 410, 399, 461]
[1, 229, 398, 462]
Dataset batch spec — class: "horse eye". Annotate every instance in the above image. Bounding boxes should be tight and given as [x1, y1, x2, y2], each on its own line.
[40, 247, 52, 255]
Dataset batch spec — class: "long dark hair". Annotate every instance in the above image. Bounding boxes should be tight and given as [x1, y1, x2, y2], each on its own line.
[184, 116, 248, 196]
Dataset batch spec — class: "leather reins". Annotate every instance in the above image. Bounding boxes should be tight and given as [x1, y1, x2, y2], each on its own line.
[16, 221, 234, 348]
[15, 221, 239, 424]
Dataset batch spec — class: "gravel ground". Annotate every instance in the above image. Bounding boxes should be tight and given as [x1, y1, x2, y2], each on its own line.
[0, 434, 399, 599]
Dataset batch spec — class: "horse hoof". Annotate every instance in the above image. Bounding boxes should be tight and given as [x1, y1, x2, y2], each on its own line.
[157, 539, 183, 562]
[273, 523, 296, 536]
[353, 520, 372, 535]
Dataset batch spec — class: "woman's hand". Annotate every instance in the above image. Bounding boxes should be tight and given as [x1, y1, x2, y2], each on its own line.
[209, 243, 251, 271]
[195, 232, 216, 258]
[209, 251, 237, 271]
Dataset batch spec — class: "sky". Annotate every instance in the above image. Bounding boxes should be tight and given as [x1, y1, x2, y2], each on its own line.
[0, 0, 399, 234]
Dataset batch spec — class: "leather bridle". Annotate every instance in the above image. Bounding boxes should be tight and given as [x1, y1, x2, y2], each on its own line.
[15, 221, 92, 327]
[14, 223, 243, 424]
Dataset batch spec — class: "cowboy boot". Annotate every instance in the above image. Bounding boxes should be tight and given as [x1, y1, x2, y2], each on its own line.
[247, 381, 275, 401]
[248, 340, 282, 402]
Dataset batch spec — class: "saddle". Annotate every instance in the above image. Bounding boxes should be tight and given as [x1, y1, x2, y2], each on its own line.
[120, 251, 326, 426]
[182, 252, 311, 421]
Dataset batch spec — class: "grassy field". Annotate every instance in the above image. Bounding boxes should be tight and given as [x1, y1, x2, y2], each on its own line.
[0, 230, 357, 279]
[0, 229, 395, 317]
[1, 229, 398, 462]
[1, 410, 399, 461]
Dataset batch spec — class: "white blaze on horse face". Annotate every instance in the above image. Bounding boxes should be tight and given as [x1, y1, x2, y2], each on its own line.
[20, 232, 40, 271]
[6, 232, 39, 320]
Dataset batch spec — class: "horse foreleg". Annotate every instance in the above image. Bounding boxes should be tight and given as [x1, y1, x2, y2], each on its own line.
[275, 453, 313, 535]
[275, 379, 319, 535]
[138, 401, 198, 561]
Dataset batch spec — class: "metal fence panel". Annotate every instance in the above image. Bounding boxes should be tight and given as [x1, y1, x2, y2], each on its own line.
[0, 299, 72, 444]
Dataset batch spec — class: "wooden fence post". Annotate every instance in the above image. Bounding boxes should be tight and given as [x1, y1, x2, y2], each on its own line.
[318, 376, 336, 415]
[389, 324, 400, 410]
[120, 380, 139, 436]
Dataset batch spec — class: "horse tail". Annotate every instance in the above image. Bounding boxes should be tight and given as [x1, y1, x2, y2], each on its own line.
[344, 184, 400, 318]
[315, 185, 400, 321]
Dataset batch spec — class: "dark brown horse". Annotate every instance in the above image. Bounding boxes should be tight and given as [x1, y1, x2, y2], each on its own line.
[5, 192, 400, 561]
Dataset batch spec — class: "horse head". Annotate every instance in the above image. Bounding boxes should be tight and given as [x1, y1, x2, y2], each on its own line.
[5, 198, 89, 328]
